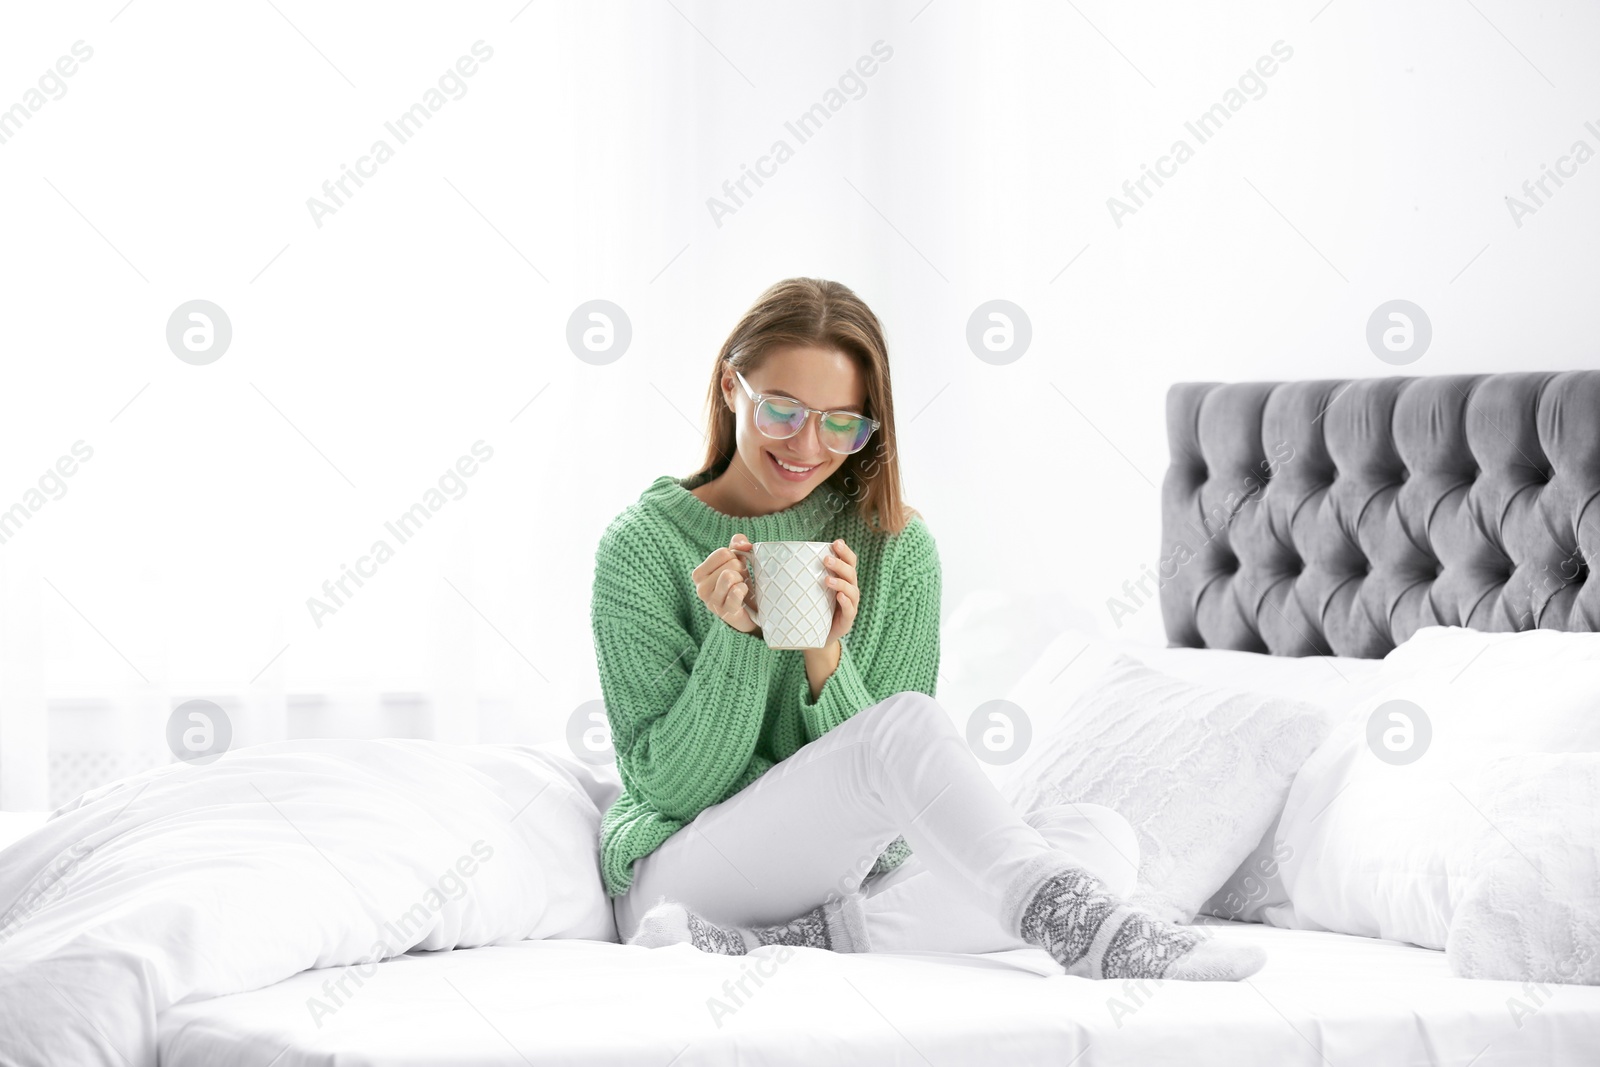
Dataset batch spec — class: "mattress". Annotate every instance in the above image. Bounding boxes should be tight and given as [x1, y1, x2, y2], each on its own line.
[159, 921, 1600, 1066]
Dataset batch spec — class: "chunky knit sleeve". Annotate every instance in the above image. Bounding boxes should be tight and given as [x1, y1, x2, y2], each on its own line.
[591, 525, 774, 822]
[794, 517, 941, 743]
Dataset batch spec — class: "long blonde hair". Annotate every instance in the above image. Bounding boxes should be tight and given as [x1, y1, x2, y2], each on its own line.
[692, 278, 917, 535]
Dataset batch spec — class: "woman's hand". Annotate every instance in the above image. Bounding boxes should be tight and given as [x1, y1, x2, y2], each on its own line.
[820, 538, 860, 649]
[693, 533, 761, 635]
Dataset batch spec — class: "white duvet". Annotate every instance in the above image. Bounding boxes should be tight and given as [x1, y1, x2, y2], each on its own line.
[0, 739, 618, 1067]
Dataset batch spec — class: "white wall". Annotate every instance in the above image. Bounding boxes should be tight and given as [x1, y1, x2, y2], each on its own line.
[1, 0, 1595, 806]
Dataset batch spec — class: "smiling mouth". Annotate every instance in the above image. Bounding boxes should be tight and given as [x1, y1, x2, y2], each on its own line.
[767, 451, 820, 479]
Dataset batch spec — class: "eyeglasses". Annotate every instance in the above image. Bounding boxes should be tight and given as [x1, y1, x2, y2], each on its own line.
[733, 369, 880, 455]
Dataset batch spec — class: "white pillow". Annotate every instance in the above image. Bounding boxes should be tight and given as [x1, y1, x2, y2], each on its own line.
[995, 627, 1385, 926]
[531, 738, 622, 814]
[1174, 626, 1600, 929]
[1001, 655, 1335, 923]
[1136, 644, 1387, 708]
[1173, 648, 1390, 926]
[1446, 752, 1600, 984]
[1379, 624, 1600, 678]
[991, 629, 1382, 773]
[1277, 638, 1600, 949]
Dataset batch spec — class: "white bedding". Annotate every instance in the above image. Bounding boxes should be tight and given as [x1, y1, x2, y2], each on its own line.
[0, 739, 617, 1067]
[158, 922, 1600, 1067]
[5, 618, 1597, 1063]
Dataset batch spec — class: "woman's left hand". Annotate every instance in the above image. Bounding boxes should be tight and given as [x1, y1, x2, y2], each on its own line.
[821, 538, 860, 649]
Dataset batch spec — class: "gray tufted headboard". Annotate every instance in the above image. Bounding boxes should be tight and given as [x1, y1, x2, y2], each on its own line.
[1160, 371, 1600, 658]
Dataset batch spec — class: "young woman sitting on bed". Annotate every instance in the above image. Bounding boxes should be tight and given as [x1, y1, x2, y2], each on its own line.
[592, 277, 1263, 981]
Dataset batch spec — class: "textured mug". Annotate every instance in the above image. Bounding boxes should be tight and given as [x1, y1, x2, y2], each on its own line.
[733, 540, 836, 650]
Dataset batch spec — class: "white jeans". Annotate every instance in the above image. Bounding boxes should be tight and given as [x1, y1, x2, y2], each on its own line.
[612, 690, 1139, 953]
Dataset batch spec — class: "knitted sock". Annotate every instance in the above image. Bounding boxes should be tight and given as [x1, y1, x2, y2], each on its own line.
[627, 893, 869, 955]
[1014, 864, 1265, 981]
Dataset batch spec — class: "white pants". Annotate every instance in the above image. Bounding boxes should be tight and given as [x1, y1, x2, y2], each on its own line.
[611, 690, 1139, 953]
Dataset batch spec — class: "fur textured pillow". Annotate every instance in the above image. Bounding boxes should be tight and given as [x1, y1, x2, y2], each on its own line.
[1446, 753, 1600, 984]
[1002, 655, 1334, 923]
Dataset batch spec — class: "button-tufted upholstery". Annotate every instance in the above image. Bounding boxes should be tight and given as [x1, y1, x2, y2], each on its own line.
[1160, 372, 1600, 657]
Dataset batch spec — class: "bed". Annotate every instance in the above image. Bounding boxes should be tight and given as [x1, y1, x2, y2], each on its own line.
[156, 924, 1600, 1066]
[3, 369, 1597, 1066]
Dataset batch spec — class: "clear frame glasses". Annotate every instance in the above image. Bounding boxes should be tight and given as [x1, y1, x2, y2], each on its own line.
[733, 369, 880, 455]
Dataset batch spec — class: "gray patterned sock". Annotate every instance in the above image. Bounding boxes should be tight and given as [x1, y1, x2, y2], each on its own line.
[627, 893, 869, 955]
[1015, 864, 1265, 981]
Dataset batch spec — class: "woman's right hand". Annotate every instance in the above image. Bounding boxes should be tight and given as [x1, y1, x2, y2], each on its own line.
[694, 533, 761, 635]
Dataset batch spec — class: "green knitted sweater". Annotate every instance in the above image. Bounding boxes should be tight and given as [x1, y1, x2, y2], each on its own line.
[591, 469, 942, 900]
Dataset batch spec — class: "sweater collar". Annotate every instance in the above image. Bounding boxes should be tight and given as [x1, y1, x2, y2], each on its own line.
[644, 469, 847, 547]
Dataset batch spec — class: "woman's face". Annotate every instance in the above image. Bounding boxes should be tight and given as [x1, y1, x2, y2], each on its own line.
[721, 344, 867, 509]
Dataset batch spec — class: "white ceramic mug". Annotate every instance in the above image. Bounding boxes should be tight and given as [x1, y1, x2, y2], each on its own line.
[733, 540, 837, 650]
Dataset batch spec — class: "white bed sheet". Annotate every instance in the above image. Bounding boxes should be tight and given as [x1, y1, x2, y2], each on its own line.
[160, 922, 1600, 1066]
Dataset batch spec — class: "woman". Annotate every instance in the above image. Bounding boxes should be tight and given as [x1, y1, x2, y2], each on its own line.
[591, 278, 1262, 981]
